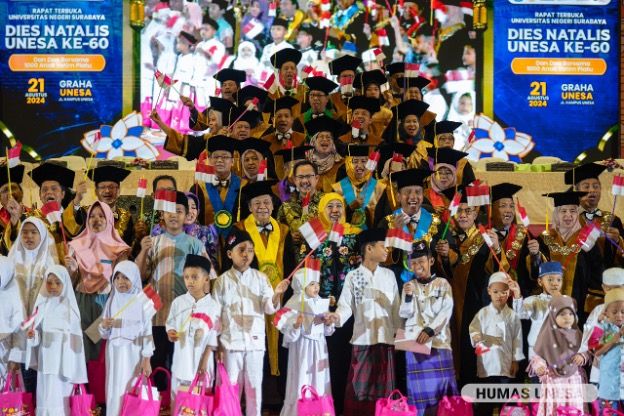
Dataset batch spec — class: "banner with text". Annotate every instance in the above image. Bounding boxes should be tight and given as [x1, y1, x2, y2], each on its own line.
[0, 1, 123, 158]
[493, 0, 619, 162]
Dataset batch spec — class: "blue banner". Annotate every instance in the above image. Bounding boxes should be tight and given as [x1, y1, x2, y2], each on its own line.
[0, 0, 123, 158]
[493, 0, 619, 162]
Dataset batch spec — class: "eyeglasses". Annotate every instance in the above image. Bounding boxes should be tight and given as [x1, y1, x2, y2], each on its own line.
[456, 208, 474, 215]
[209, 155, 233, 161]
[295, 174, 317, 181]
[97, 184, 119, 191]
[309, 93, 327, 98]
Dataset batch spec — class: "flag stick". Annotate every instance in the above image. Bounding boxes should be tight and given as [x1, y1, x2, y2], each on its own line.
[440, 217, 452, 240]
[285, 249, 316, 282]
[5, 148, 12, 200]
[609, 194, 618, 228]
[149, 208, 158, 235]
[59, 221, 69, 254]
[112, 296, 139, 319]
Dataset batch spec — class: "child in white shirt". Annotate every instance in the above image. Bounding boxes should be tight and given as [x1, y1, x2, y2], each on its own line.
[0, 256, 25, 389]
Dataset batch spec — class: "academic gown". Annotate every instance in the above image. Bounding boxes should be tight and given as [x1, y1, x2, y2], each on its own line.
[332, 177, 387, 230]
[495, 224, 535, 297]
[193, 175, 241, 229]
[579, 211, 624, 269]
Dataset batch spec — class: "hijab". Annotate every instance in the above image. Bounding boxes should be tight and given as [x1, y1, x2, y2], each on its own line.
[241, 149, 265, 181]
[430, 162, 457, 193]
[553, 205, 581, 242]
[8, 217, 59, 314]
[282, 268, 322, 335]
[0, 256, 22, 337]
[183, 2, 203, 30]
[68, 202, 130, 294]
[345, 157, 372, 187]
[233, 41, 260, 73]
[309, 132, 342, 175]
[318, 192, 360, 235]
[533, 295, 582, 377]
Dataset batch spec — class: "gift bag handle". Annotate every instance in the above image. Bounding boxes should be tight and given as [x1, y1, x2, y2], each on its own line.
[3, 372, 25, 393]
[130, 375, 155, 402]
[385, 389, 406, 401]
[188, 372, 210, 396]
[72, 384, 87, 396]
[217, 362, 233, 388]
[300, 385, 320, 401]
[2, 372, 12, 393]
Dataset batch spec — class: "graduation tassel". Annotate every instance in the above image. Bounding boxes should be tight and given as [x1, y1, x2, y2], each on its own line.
[236, 151, 242, 223]
[545, 208, 549, 233]
[5, 148, 12, 200]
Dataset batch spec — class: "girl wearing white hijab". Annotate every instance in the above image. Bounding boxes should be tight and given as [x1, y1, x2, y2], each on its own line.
[26, 265, 87, 416]
[8, 217, 59, 316]
[0, 256, 25, 389]
[99, 261, 155, 416]
[276, 268, 334, 416]
[233, 41, 261, 83]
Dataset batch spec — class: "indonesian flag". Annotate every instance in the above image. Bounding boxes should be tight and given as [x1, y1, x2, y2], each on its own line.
[380, 82, 390, 93]
[351, 119, 362, 138]
[41, 201, 63, 224]
[449, 191, 462, 217]
[613, 175, 624, 196]
[136, 178, 148, 198]
[154, 69, 177, 89]
[190, 313, 214, 331]
[391, 152, 404, 164]
[257, 160, 267, 181]
[268, 1, 277, 16]
[340, 76, 354, 95]
[305, 257, 321, 283]
[302, 65, 315, 78]
[299, 218, 328, 250]
[405, 63, 420, 77]
[328, 222, 345, 246]
[320, 0, 331, 11]
[373, 48, 386, 64]
[138, 285, 162, 317]
[263, 73, 279, 94]
[242, 19, 264, 39]
[153, 189, 177, 213]
[478, 225, 494, 248]
[247, 97, 259, 111]
[20, 307, 38, 331]
[475, 341, 490, 356]
[366, 151, 380, 172]
[579, 222, 601, 252]
[320, 11, 331, 28]
[195, 161, 215, 183]
[376, 28, 389, 46]
[460, 0, 473, 16]
[466, 181, 490, 207]
[516, 199, 530, 227]
[273, 307, 298, 330]
[384, 228, 413, 252]
[7, 142, 22, 168]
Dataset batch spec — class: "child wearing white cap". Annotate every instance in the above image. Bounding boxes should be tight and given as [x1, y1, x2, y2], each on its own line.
[469, 271, 524, 416]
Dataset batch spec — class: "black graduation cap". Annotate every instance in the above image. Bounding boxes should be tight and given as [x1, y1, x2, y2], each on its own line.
[378, 142, 416, 163]
[87, 166, 131, 185]
[343, 144, 372, 158]
[237, 86, 268, 109]
[396, 76, 431, 90]
[207, 135, 236, 154]
[426, 147, 468, 167]
[263, 96, 299, 114]
[397, 99, 430, 119]
[270, 48, 302, 69]
[175, 191, 189, 210]
[208, 96, 235, 122]
[543, 191, 587, 207]
[30, 162, 75, 189]
[358, 228, 387, 245]
[392, 168, 433, 189]
[491, 183, 522, 203]
[435, 120, 462, 135]
[231, 107, 260, 128]
[271, 17, 289, 28]
[305, 76, 338, 95]
[304, 117, 344, 138]
[415, 23, 434, 37]
[275, 145, 313, 163]
[225, 227, 253, 251]
[329, 55, 362, 76]
[354, 70, 387, 90]
[211, 0, 228, 9]
[202, 15, 219, 30]
[242, 179, 279, 201]
[179, 31, 198, 45]
[0, 165, 25, 187]
[298, 23, 322, 42]
[347, 96, 380, 114]
[564, 163, 607, 185]
[386, 62, 405, 76]
[184, 254, 213, 275]
[214, 68, 246, 84]
[409, 240, 432, 259]
[236, 138, 272, 157]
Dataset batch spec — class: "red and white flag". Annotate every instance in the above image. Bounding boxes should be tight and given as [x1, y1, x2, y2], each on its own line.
[613, 175, 624, 196]
[373, 48, 386, 64]
[190, 312, 214, 331]
[516, 199, 530, 227]
[328, 222, 345, 246]
[195, 161, 215, 184]
[247, 97, 260, 111]
[136, 178, 148, 198]
[475, 341, 490, 356]
[7, 142, 22, 168]
[579, 222, 601, 252]
[380, 82, 390, 93]
[41, 201, 63, 224]
[257, 159, 267, 181]
[263, 73, 279, 94]
[304, 257, 321, 282]
[153, 189, 177, 213]
[466, 181, 490, 207]
[449, 191, 462, 217]
[351, 119, 362, 138]
[302, 65, 315, 78]
[391, 152, 404, 164]
[268, 1, 277, 16]
[320, 0, 331, 11]
[340, 76, 354, 95]
[154, 70, 178, 89]
[376, 29, 389, 46]
[366, 150, 380, 172]
[405, 63, 420, 77]
[242, 19, 264, 39]
[20, 307, 38, 331]
[478, 225, 494, 248]
[384, 228, 413, 252]
[299, 218, 328, 250]
[320, 10, 331, 28]
[138, 285, 162, 317]
[273, 307, 298, 330]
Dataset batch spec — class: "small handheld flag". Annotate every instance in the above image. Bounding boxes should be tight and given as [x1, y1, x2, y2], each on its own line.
[273, 307, 298, 330]
[20, 307, 38, 331]
[247, 97, 260, 111]
[190, 313, 214, 331]
[405, 63, 420, 77]
[340, 76, 354, 95]
[328, 222, 345, 246]
[139, 285, 162, 316]
[7, 142, 22, 168]
[136, 178, 148, 198]
[351, 119, 362, 138]
[479, 225, 494, 248]
[384, 228, 413, 252]
[41, 201, 63, 224]
[304, 257, 321, 282]
[153, 189, 177, 213]
[268, 1, 277, 16]
[612, 176, 624, 196]
[516, 199, 530, 227]
[257, 160, 267, 181]
[299, 218, 328, 250]
[475, 341, 490, 356]
[579, 222, 601, 252]
[466, 181, 490, 207]
[263, 73, 279, 94]
[376, 29, 389, 46]
[366, 151, 380, 172]
[195, 160, 215, 183]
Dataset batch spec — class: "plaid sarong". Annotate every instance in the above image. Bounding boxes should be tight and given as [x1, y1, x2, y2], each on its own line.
[344, 344, 395, 416]
[406, 348, 458, 410]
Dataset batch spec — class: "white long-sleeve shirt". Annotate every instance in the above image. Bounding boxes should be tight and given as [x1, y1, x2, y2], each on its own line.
[212, 268, 279, 351]
[469, 303, 524, 378]
[512, 293, 551, 358]
[399, 276, 453, 350]
[579, 302, 604, 383]
[335, 265, 401, 346]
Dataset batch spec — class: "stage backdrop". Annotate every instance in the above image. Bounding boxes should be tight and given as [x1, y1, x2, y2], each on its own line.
[0, 0, 123, 158]
[492, 0, 619, 162]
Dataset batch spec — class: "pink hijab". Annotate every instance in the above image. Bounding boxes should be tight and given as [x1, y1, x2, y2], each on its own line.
[69, 202, 130, 294]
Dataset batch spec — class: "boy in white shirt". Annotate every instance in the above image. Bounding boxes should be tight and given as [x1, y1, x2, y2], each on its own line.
[326, 228, 401, 416]
[212, 228, 289, 416]
[469, 272, 524, 415]
[166, 254, 220, 403]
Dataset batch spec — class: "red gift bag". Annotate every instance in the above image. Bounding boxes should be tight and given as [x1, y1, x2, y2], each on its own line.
[174, 373, 214, 416]
[556, 406, 591, 416]
[86, 340, 106, 404]
[437, 396, 474, 416]
[119, 375, 161, 416]
[297, 385, 335, 416]
[149, 367, 171, 411]
[0, 372, 34, 416]
[70, 384, 96, 416]
[213, 362, 242, 416]
[375, 389, 417, 416]
[500, 395, 532, 416]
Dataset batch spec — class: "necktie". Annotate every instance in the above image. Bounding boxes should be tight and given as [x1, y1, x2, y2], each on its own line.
[584, 210, 602, 220]
[277, 132, 292, 141]
[257, 223, 273, 234]
[311, 113, 323, 119]
[409, 215, 419, 226]
[212, 179, 229, 188]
